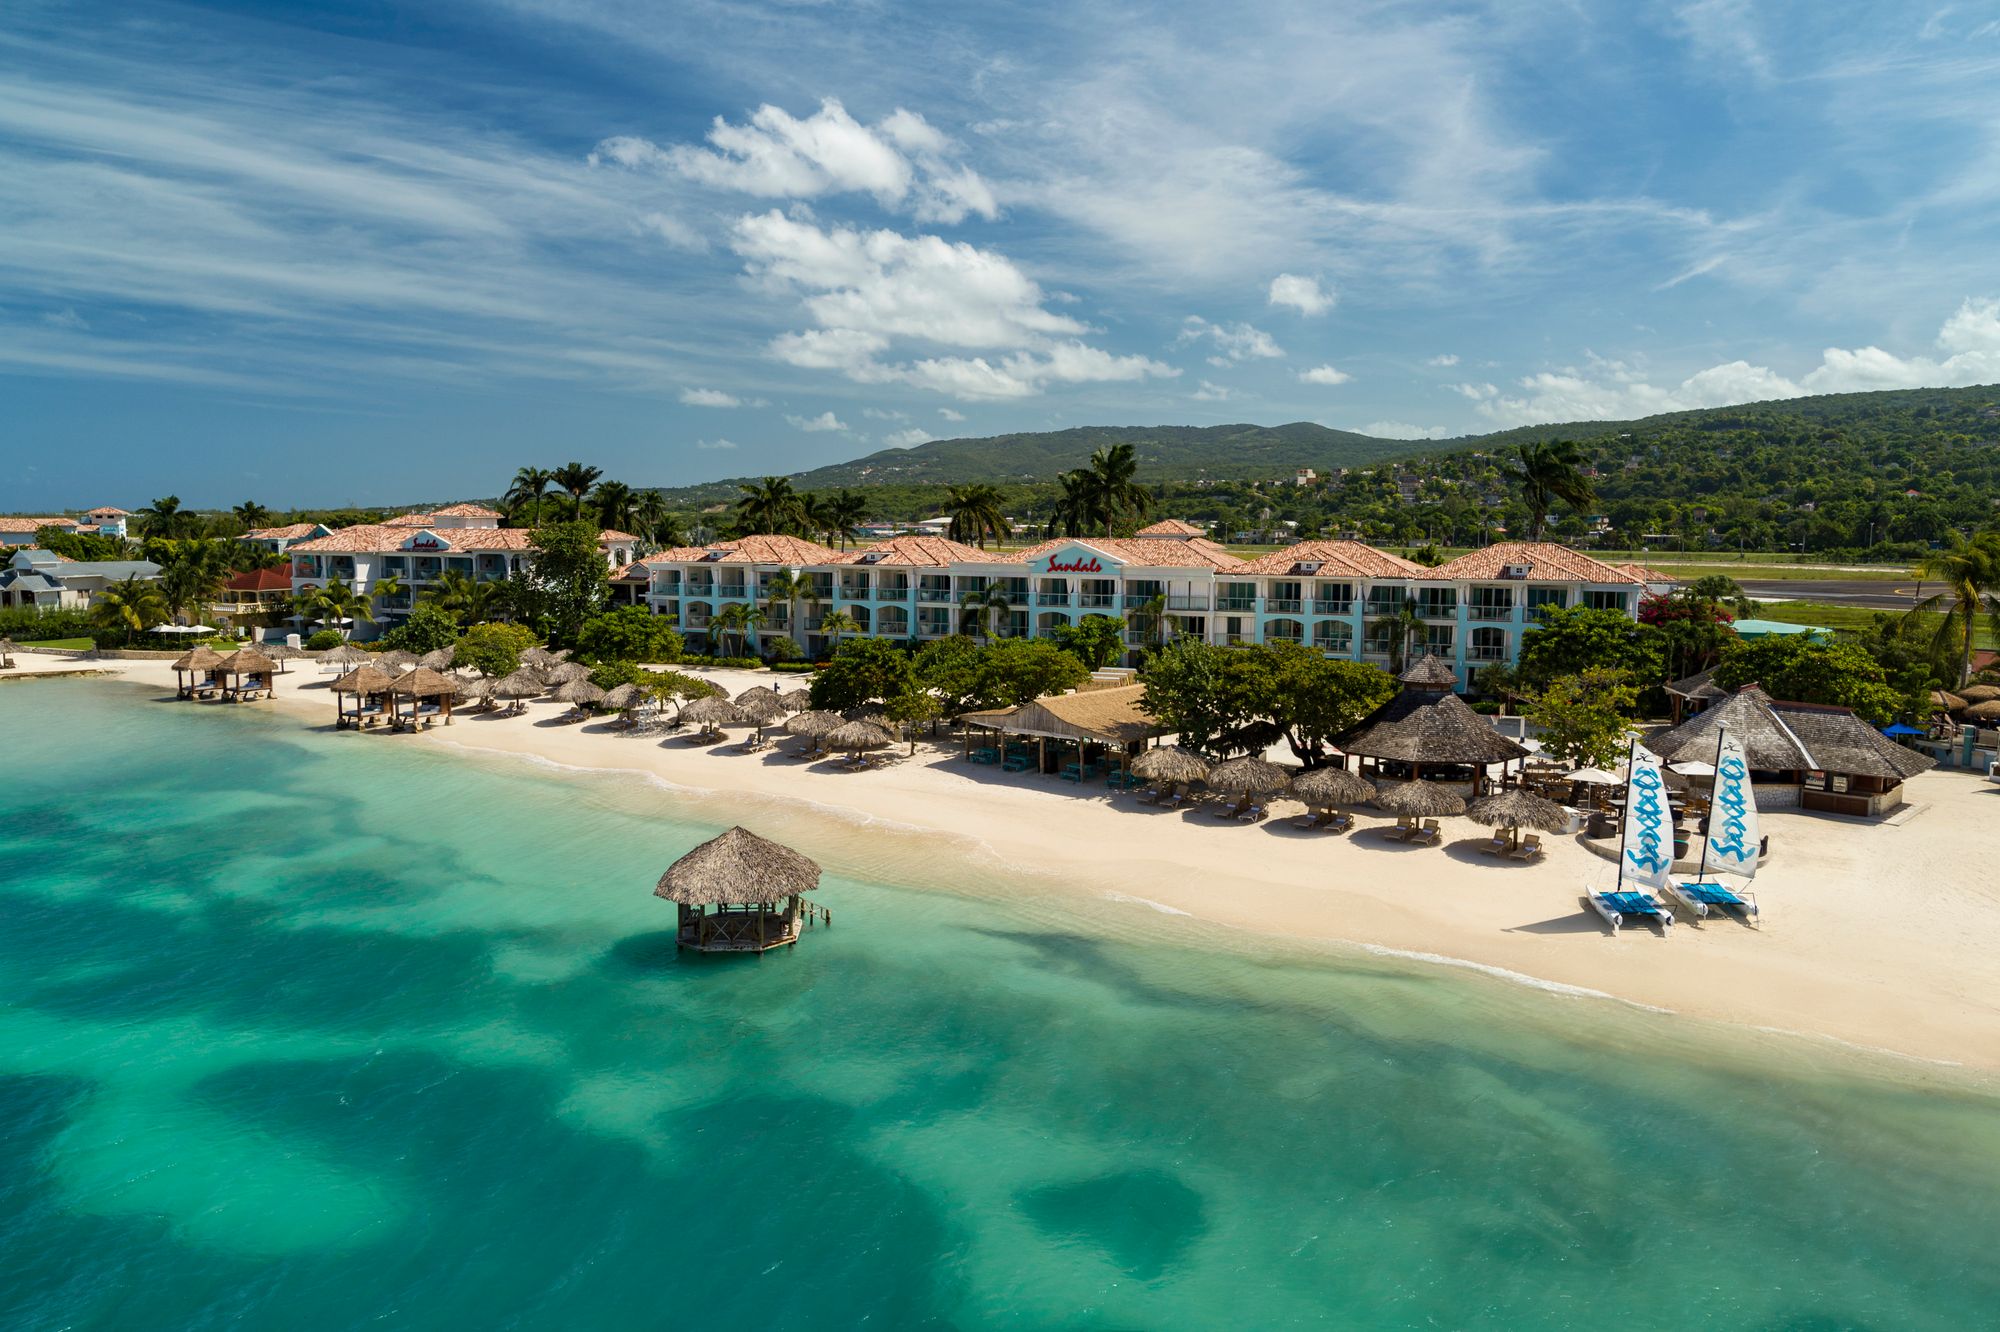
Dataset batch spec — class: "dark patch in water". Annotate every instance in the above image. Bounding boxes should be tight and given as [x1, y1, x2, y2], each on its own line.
[1017, 1169, 1206, 1280]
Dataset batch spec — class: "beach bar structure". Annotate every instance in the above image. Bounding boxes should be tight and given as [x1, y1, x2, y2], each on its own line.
[654, 826, 830, 954]
[962, 683, 1164, 779]
[1331, 654, 1528, 792]
[1648, 684, 1935, 815]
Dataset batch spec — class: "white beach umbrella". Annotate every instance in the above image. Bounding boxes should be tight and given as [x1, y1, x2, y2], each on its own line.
[1565, 767, 1620, 784]
[1669, 760, 1718, 776]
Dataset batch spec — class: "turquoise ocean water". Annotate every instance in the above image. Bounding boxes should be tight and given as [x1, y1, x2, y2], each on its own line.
[3, 678, 1998, 1330]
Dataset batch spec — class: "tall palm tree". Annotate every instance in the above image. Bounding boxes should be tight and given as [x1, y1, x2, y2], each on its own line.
[91, 576, 169, 643]
[156, 539, 232, 622]
[1081, 442, 1151, 534]
[736, 477, 804, 535]
[1367, 595, 1428, 673]
[305, 577, 374, 638]
[591, 480, 638, 532]
[945, 484, 1012, 549]
[825, 490, 868, 549]
[232, 501, 272, 531]
[633, 491, 684, 550]
[1507, 441, 1596, 541]
[505, 467, 554, 526]
[959, 583, 1013, 642]
[709, 601, 750, 656]
[551, 462, 603, 508]
[818, 608, 861, 643]
[1044, 471, 1091, 539]
[135, 495, 195, 541]
[1125, 591, 1173, 651]
[761, 568, 818, 646]
[1909, 530, 2000, 686]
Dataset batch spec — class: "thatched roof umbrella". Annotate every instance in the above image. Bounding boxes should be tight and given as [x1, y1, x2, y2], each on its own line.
[655, 826, 822, 906]
[521, 646, 559, 668]
[784, 709, 842, 737]
[374, 649, 418, 674]
[824, 719, 894, 764]
[322, 643, 370, 667]
[739, 693, 788, 742]
[735, 684, 779, 708]
[491, 668, 546, 702]
[1963, 699, 2000, 722]
[603, 682, 649, 712]
[1373, 779, 1467, 819]
[542, 660, 591, 686]
[264, 643, 313, 672]
[1931, 688, 1967, 712]
[1130, 745, 1211, 787]
[1957, 684, 2000, 704]
[1205, 756, 1291, 795]
[456, 674, 494, 707]
[1290, 765, 1377, 810]
[419, 645, 456, 671]
[780, 688, 811, 712]
[551, 677, 607, 707]
[1465, 787, 1568, 850]
[1333, 689, 1527, 783]
[680, 694, 748, 739]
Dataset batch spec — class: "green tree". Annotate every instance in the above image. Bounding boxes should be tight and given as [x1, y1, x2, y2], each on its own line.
[231, 501, 272, 531]
[1517, 604, 1664, 690]
[708, 602, 752, 657]
[1507, 440, 1596, 541]
[1908, 530, 2000, 687]
[551, 462, 604, 511]
[1139, 637, 1235, 756]
[913, 635, 985, 718]
[457, 622, 539, 678]
[528, 519, 611, 648]
[1523, 668, 1638, 768]
[761, 568, 819, 650]
[1080, 442, 1151, 534]
[1044, 470, 1092, 539]
[1365, 595, 1427, 673]
[135, 495, 197, 540]
[959, 582, 1013, 642]
[974, 637, 1089, 707]
[735, 477, 806, 535]
[1050, 613, 1126, 670]
[1711, 635, 1906, 724]
[90, 575, 169, 644]
[154, 538, 233, 621]
[1234, 642, 1397, 768]
[299, 577, 373, 638]
[505, 467, 554, 526]
[32, 527, 129, 561]
[944, 484, 1012, 548]
[591, 480, 638, 532]
[884, 687, 942, 753]
[808, 637, 917, 711]
[633, 491, 685, 549]
[575, 605, 683, 664]
[1125, 592, 1174, 651]
[818, 608, 862, 642]
[381, 603, 461, 654]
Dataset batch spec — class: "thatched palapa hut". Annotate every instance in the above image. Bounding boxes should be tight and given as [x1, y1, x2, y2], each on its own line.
[332, 664, 395, 728]
[680, 694, 748, 741]
[963, 683, 1163, 779]
[419, 646, 456, 671]
[1332, 658, 1526, 791]
[1373, 779, 1467, 818]
[1130, 745, 1210, 797]
[375, 649, 418, 675]
[389, 666, 458, 728]
[1290, 765, 1376, 811]
[172, 644, 226, 699]
[217, 647, 277, 702]
[1465, 787, 1569, 851]
[654, 826, 830, 953]
[824, 719, 894, 766]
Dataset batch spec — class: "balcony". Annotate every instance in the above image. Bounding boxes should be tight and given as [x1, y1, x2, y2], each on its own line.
[1079, 593, 1116, 609]
[837, 583, 871, 601]
[1417, 605, 1458, 622]
[1214, 597, 1257, 613]
[1314, 638, 1354, 656]
[1469, 646, 1507, 662]
[1468, 605, 1514, 622]
[1266, 598, 1303, 615]
[1312, 600, 1353, 616]
[1223, 633, 1253, 646]
[918, 587, 953, 604]
[1036, 592, 1072, 606]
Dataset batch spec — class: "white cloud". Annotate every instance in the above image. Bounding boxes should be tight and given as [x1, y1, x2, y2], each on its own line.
[679, 386, 740, 407]
[737, 211, 1174, 399]
[594, 99, 997, 224]
[786, 410, 847, 432]
[695, 437, 737, 450]
[1426, 354, 1459, 367]
[882, 427, 933, 447]
[636, 211, 704, 250]
[1177, 316, 1284, 364]
[1299, 363, 1351, 385]
[862, 407, 907, 420]
[1191, 379, 1233, 401]
[1358, 421, 1452, 439]
[41, 308, 89, 331]
[938, 407, 966, 421]
[1465, 298, 2000, 427]
[1268, 273, 1334, 316]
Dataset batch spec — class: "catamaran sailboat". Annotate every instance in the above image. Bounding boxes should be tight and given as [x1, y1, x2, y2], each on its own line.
[1588, 741, 1676, 935]
[1663, 726, 1762, 925]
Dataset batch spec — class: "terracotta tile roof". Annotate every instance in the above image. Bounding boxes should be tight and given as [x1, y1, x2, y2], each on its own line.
[85, 506, 131, 516]
[430, 502, 502, 518]
[835, 535, 994, 566]
[384, 513, 436, 527]
[599, 529, 641, 543]
[643, 534, 841, 565]
[243, 523, 323, 541]
[1134, 518, 1206, 537]
[1614, 562, 1675, 584]
[1, 517, 79, 532]
[290, 524, 630, 554]
[226, 568, 294, 592]
[611, 561, 650, 580]
[1432, 542, 1643, 584]
[1011, 536, 1246, 570]
[1234, 540, 1429, 577]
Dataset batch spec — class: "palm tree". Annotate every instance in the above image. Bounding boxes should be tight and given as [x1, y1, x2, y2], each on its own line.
[1125, 592, 1173, 651]
[232, 501, 272, 531]
[305, 577, 373, 638]
[551, 462, 603, 509]
[633, 491, 684, 550]
[739, 603, 765, 657]
[156, 539, 232, 622]
[736, 477, 804, 535]
[1507, 441, 1596, 541]
[825, 490, 868, 549]
[818, 608, 862, 644]
[762, 568, 819, 647]
[91, 576, 169, 644]
[1081, 442, 1151, 534]
[945, 484, 1012, 549]
[1044, 471, 1091, 539]
[591, 480, 638, 532]
[959, 583, 1013, 642]
[709, 602, 750, 657]
[1367, 595, 1428, 673]
[135, 495, 195, 541]
[1909, 531, 2000, 686]
[422, 569, 480, 620]
[505, 467, 554, 526]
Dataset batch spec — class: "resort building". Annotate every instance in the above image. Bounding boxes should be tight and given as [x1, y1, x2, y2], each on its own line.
[0, 507, 130, 545]
[212, 567, 295, 630]
[240, 522, 332, 554]
[285, 504, 639, 640]
[640, 533, 1652, 686]
[0, 548, 162, 610]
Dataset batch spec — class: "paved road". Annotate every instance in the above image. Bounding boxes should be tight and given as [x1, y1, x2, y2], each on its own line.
[1738, 579, 1925, 610]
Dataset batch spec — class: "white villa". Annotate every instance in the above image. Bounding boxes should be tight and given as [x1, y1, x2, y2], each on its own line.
[640, 523, 1655, 686]
[285, 504, 638, 638]
[0, 506, 131, 545]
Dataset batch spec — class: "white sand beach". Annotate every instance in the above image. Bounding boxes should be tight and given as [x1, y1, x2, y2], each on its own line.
[52, 655, 2000, 1071]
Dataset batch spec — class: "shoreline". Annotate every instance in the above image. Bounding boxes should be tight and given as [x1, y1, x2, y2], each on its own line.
[34, 654, 2000, 1077]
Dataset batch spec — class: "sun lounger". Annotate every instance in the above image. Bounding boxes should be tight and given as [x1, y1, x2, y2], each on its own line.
[1664, 879, 1760, 925]
[1294, 810, 1333, 830]
[1509, 834, 1545, 861]
[1589, 890, 1674, 935]
[1215, 798, 1252, 820]
[1235, 802, 1266, 823]
[1328, 812, 1353, 833]
[1410, 819, 1443, 845]
[1479, 833, 1512, 856]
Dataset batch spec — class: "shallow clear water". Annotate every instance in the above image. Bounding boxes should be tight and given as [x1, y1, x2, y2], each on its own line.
[3, 679, 1997, 1330]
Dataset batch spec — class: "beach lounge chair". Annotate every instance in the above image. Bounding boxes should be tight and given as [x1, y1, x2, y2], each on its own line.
[1235, 802, 1266, 823]
[1664, 880, 1760, 926]
[1509, 834, 1545, 861]
[1328, 811, 1353, 833]
[1387, 814, 1416, 841]
[1293, 810, 1333, 830]
[1215, 797, 1252, 820]
[1411, 819, 1443, 845]
[1589, 890, 1674, 935]
[1479, 833, 1512, 856]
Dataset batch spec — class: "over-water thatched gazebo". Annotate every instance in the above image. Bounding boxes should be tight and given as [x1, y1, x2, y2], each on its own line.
[172, 644, 226, 700]
[654, 826, 830, 954]
[389, 666, 459, 729]
[332, 664, 395, 728]
[217, 647, 277, 702]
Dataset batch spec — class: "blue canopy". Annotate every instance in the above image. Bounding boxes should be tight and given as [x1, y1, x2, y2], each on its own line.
[1881, 722, 1925, 737]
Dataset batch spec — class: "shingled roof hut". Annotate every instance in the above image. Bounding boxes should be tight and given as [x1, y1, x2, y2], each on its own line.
[1332, 686, 1528, 792]
[978, 683, 1165, 779]
[1647, 684, 1935, 816]
[653, 826, 830, 954]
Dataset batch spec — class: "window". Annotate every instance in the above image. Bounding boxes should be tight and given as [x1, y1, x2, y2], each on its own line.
[1470, 626, 1506, 661]
[1525, 586, 1566, 615]
[1416, 588, 1457, 618]
[1584, 590, 1629, 613]
[1468, 587, 1513, 620]
[1313, 621, 1354, 654]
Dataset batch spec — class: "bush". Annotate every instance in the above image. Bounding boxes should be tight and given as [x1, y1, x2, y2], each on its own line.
[380, 603, 460, 654]
[458, 622, 539, 679]
[576, 605, 683, 664]
[763, 635, 802, 663]
[1469, 699, 1502, 715]
[588, 658, 650, 689]
[767, 661, 818, 674]
[681, 654, 763, 669]
[305, 629, 346, 651]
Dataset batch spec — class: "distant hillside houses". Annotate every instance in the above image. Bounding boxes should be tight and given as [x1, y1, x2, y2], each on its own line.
[0, 547, 160, 611]
[0, 506, 130, 545]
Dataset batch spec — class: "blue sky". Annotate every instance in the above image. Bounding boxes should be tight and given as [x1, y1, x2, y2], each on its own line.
[5, 0, 2000, 507]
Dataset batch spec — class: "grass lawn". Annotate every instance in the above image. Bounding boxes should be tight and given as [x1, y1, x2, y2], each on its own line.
[1640, 561, 1912, 583]
[18, 637, 95, 650]
[1751, 600, 2000, 649]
